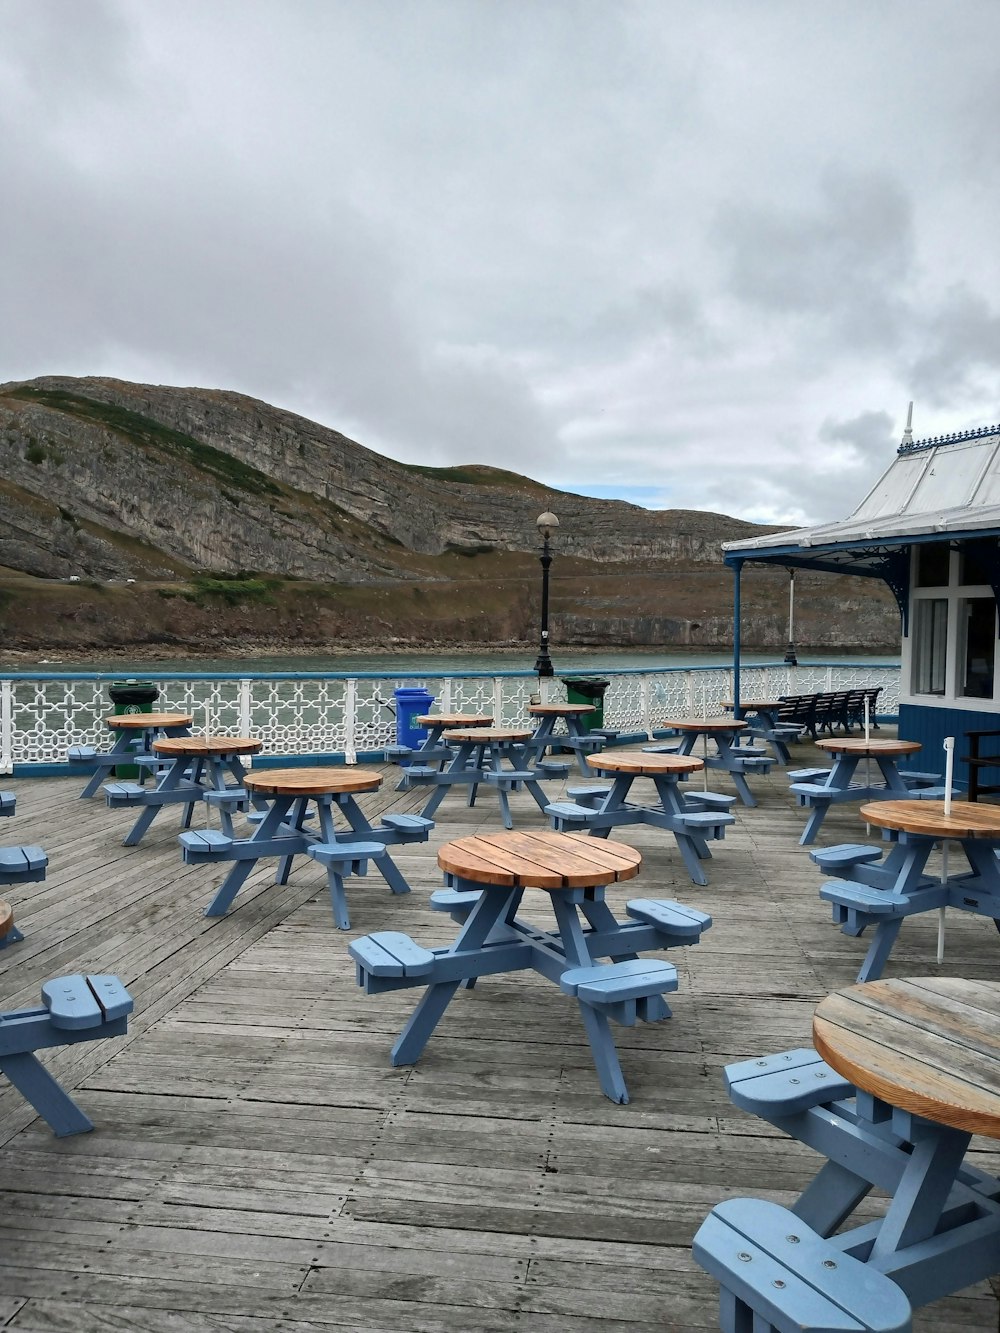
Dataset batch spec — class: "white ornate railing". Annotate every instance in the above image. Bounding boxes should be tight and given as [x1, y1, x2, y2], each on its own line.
[0, 662, 901, 774]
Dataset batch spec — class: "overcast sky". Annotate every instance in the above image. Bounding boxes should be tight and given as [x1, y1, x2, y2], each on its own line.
[2, 0, 998, 527]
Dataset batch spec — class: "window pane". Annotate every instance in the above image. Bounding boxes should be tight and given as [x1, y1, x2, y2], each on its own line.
[912, 598, 948, 695]
[915, 543, 950, 587]
[959, 597, 996, 699]
[960, 541, 996, 587]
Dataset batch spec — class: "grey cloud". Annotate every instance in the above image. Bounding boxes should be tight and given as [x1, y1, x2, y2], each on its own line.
[907, 287, 1000, 408]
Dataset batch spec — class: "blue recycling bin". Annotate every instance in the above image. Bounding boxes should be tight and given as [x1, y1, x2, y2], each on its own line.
[393, 687, 435, 749]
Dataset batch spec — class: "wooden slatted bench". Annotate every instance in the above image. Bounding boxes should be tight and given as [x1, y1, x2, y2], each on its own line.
[724, 1046, 855, 1118]
[350, 930, 437, 990]
[625, 898, 712, 945]
[693, 1197, 912, 1333]
[379, 813, 434, 841]
[178, 829, 235, 861]
[565, 783, 612, 806]
[0, 973, 134, 1136]
[306, 840, 393, 930]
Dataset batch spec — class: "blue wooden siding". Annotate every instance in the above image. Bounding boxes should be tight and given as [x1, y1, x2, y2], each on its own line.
[898, 701, 1000, 789]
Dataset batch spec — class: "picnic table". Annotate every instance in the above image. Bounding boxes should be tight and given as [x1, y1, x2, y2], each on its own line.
[390, 712, 493, 788]
[546, 751, 735, 886]
[526, 702, 601, 775]
[407, 727, 551, 829]
[349, 830, 712, 1103]
[656, 717, 771, 807]
[790, 737, 924, 845]
[695, 977, 1000, 1331]
[722, 699, 800, 765]
[105, 735, 264, 847]
[75, 712, 194, 798]
[814, 798, 1000, 981]
[180, 766, 431, 928]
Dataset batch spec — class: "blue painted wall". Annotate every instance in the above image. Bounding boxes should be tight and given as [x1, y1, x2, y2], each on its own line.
[898, 701, 1000, 789]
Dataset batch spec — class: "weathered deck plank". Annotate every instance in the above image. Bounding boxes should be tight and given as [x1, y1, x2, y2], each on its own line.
[0, 744, 998, 1330]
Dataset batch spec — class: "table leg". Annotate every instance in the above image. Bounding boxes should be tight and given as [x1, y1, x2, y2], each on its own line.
[122, 757, 195, 847]
[793, 1158, 875, 1235]
[276, 796, 312, 884]
[550, 894, 632, 1103]
[391, 889, 519, 1065]
[0, 1051, 93, 1136]
[79, 731, 133, 799]
[875, 756, 910, 795]
[337, 794, 411, 896]
[715, 735, 758, 808]
[652, 775, 713, 885]
[204, 794, 296, 916]
[869, 1123, 970, 1261]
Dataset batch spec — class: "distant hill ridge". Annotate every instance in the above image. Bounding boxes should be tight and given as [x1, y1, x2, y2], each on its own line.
[0, 375, 770, 581]
[0, 375, 897, 654]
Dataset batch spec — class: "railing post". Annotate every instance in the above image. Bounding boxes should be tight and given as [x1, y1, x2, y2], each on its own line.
[493, 677, 505, 725]
[344, 678, 358, 765]
[238, 679, 252, 738]
[441, 677, 452, 712]
[641, 674, 651, 737]
[0, 679, 12, 775]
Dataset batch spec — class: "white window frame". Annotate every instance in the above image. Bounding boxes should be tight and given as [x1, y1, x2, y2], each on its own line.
[901, 544, 999, 709]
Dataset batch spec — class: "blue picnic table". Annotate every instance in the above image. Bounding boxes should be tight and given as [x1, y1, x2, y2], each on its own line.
[656, 717, 772, 807]
[349, 830, 712, 1104]
[73, 711, 194, 798]
[790, 737, 929, 845]
[405, 726, 553, 829]
[814, 798, 1000, 981]
[388, 712, 494, 788]
[525, 702, 604, 775]
[694, 977, 1000, 1332]
[104, 735, 264, 847]
[546, 750, 735, 886]
[180, 765, 432, 928]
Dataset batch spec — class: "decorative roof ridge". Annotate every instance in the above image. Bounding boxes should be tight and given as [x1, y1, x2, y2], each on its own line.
[898, 422, 1000, 455]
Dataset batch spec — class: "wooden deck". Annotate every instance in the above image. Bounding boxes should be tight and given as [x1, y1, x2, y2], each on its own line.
[1, 741, 999, 1331]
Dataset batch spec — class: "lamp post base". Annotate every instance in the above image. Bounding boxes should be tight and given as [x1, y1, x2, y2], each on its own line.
[783, 644, 798, 666]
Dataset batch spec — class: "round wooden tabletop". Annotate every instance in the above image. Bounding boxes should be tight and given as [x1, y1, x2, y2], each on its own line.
[414, 714, 493, 728]
[817, 738, 921, 757]
[528, 703, 595, 716]
[244, 766, 381, 796]
[106, 712, 193, 730]
[444, 727, 534, 743]
[813, 978, 1000, 1139]
[0, 899, 12, 939]
[153, 736, 263, 757]
[661, 717, 747, 733]
[437, 829, 642, 891]
[859, 799, 1000, 840]
[587, 751, 704, 776]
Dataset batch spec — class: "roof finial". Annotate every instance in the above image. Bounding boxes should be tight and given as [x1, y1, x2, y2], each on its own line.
[901, 401, 914, 446]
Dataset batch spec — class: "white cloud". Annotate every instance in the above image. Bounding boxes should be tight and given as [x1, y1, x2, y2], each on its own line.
[1, 0, 998, 524]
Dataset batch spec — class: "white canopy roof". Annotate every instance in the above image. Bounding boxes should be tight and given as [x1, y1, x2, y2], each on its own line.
[724, 424, 1000, 560]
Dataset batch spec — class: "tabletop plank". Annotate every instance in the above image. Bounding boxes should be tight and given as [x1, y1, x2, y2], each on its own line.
[105, 713, 193, 729]
[817, 738, 921, 756]
[244, 767, 382, 796]
[528, 704, 595, 716]
[587, 753, 703, 776]
[859, 799, 1000, 839]
[437, 831, 641, 889]
[153, 737, 263, 757]
[813, 978, 1000, 1138]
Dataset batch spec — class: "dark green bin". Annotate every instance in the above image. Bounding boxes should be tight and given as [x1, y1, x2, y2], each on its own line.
[109, 679, 160, 777]
[560, 677, 610, 731]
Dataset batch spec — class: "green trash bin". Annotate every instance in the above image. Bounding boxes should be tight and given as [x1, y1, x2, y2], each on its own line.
[560, 677, 610, 731]
[109, 679, 160, 778]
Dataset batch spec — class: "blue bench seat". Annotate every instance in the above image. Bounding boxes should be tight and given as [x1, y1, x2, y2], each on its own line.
[566, 783, 612, 803]
[535, 759, 570, 778]
[626, 898, 712, 942]
[379, 813, 434, 841]
[546, 801, 600, 829]
[694, 1198, 912, 1333]
[178, 829, 235, 861]
[306, 840, 392, 930]
[725, 1047, 855, 1118]
[0, 973, 134, 1136]
[682, 791, 737, 813]
[103, 781, 148, 808]
[559, 958, 678, 1025]
[680, 810, 735, 839]
[350, 931, 436, 983]
[0, 844, 48, 885]
[809, 843, 884, 873]
[0, 792, 16, 816]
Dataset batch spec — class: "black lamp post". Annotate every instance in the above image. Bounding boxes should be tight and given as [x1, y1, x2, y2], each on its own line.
[534, 510, 559, 678]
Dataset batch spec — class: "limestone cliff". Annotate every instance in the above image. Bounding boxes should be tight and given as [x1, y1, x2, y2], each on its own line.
[0, 375, 899, 653]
